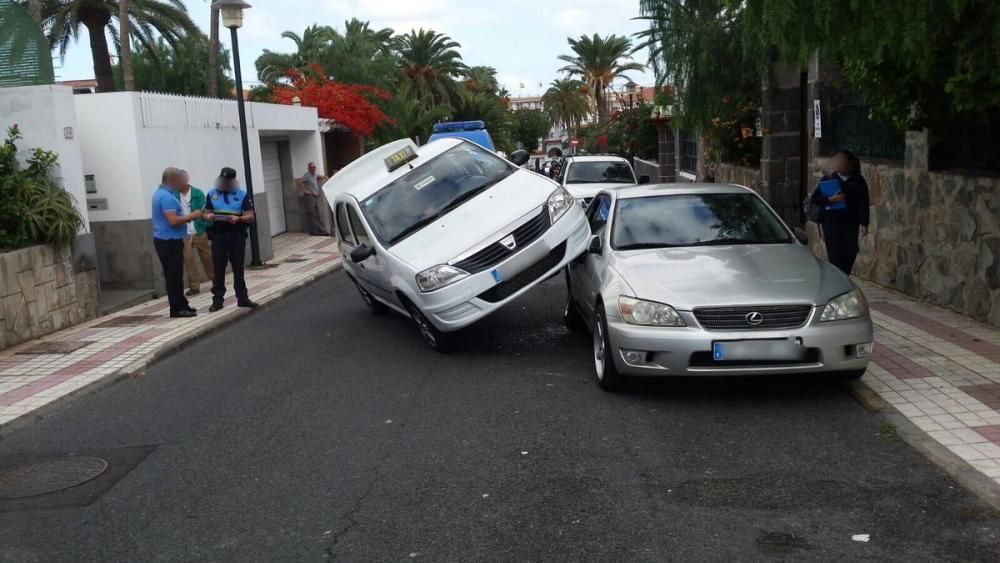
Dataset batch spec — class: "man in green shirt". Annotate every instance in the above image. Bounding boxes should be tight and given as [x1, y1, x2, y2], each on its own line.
[177, 170, 213, 295]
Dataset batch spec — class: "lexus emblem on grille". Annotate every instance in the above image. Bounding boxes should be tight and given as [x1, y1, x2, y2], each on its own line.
[500, 235, 517, 250]
[745, 311, 764, 325]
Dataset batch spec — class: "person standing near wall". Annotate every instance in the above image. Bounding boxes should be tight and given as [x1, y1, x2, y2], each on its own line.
[203, 167, 259, 312]
[152, 167, 202, 318]
[810, 149, 870, 275]
[295, 162, 330, 236]
[176, 171, 213, 296]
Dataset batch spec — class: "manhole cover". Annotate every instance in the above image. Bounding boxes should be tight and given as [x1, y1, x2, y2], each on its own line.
[92, 315, 161, 328]
[0, 457, 108, 499]
[16, 341, 93, 355]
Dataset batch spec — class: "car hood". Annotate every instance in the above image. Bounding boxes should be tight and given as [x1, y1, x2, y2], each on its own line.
[564, 182, 633, 200]
[608, 244, 852, 310]
[389, 170, 557, 270]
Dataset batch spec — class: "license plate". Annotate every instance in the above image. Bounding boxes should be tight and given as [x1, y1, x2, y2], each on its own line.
[713, 338, 805, 362]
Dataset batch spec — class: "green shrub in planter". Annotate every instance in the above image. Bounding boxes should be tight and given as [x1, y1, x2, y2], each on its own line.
[0, 125, 84, 250]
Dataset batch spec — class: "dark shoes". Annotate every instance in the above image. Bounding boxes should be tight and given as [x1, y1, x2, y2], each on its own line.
[237, 299, 259, 309]
[209, 302, 223, 312]
[170, 309, 197, 318]
[185, 288, 201, 296]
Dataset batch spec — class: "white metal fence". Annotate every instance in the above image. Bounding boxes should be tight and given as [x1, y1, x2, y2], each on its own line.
[139, 92, 253, 130]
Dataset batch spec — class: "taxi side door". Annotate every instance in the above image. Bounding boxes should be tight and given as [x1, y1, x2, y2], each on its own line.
[336, 201, 394, 303]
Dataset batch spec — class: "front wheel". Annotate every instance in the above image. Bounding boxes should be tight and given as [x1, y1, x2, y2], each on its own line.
[563, 271, 585, 332]
[353, 279, 386, 314]
[405, 302, 454, 353]
[593, 309, 625, 392]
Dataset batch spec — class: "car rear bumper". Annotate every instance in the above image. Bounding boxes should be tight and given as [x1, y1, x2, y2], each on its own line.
[605, 311, 873, 376]
[411, 207, 590, 331]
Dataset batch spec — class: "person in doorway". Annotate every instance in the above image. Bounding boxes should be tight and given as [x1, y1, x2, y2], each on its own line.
[203, 167, 259, 312]
[176, 170, 213, 296]
[295, 162, 329, 236]
[810, 149, 870, 275]
[152, 167, 202, 318]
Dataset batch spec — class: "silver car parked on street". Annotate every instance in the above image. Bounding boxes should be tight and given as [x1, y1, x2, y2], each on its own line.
[565, 184, 873, 391]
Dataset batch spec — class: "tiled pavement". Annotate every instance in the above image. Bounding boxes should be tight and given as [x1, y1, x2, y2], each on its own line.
[0, 233, 341, 429]
[3, 236, 1000, 494]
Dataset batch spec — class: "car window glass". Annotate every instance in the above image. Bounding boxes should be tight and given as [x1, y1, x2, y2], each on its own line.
[566, 161, 635, 184]
[347, 206, 371, 247]
[361, 142, 515, 245]
[611, 193, 792, 249]
[336, 203, 355, 245]
[587, 196, 611, 232]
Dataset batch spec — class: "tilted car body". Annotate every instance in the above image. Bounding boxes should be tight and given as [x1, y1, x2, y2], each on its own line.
[554, 155, 645, 207]
[566, 183, 873, 390]
[324, 138, 590, 351]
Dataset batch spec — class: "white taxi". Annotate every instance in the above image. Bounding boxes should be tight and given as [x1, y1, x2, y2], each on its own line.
[324, 138, 590, 352]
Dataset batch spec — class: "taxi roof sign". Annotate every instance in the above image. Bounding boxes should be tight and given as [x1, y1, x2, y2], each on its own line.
[432, 120, 485, 133]
[383, 144, 418, 172]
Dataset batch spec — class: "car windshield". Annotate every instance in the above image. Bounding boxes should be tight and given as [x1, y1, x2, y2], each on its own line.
[612, 193, 793, 250]
[566, 161, 635, 184]
[361, 142, 515, 245]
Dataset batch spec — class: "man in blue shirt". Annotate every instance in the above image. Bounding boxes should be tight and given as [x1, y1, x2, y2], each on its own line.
[153, 167, 203, 318]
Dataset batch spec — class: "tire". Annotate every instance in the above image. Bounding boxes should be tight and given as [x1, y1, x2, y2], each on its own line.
[353, 279, 387, 314]
[839, 368, 866, 381]
[563, 271, 585, 332]
[593, 308, 625, 392]
[404, 301, 454, 353]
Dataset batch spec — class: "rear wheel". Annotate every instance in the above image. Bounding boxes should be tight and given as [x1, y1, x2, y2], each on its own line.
[353, 279, 386, 314]
[593, 309, 625, 392]
[405, 302, 454, 353]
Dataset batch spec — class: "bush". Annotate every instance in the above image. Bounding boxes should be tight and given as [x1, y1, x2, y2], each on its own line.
[0, 126, 84, 251]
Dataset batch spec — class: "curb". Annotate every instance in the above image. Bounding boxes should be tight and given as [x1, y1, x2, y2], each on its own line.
[0, 262, 343, 439]
[846, 379, 1000, 511]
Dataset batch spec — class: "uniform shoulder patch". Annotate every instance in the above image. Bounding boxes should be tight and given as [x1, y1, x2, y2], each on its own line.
[212, 192, 219, 200]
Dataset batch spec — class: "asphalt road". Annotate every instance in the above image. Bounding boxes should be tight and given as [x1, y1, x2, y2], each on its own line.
[1, 272, 999, 562]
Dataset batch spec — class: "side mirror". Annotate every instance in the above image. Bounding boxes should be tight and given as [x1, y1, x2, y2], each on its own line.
[350, 243, 375, 263]
[638, 175, 650, 185]
[508, 149, 530, 166]
[793, 227, 809, 245]
[588, 235, 602, 255]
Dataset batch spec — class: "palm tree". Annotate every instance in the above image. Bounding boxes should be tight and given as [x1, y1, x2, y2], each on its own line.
[255, 24, 334, 83]
[395, 29, 467, 107]
[119, 0, 132, 90]
[325, 18, 395, 88]
[207, 4, 219, 97]
[450, 89, 514, 152]
[542, 78, 591, 132]
[462, 65, 499, 96]
[42, 0, 199, 93]
[378, 94, 452, 145]
[558, 34, 644, 125]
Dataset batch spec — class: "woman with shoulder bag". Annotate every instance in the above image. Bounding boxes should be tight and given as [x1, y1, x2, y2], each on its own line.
[809, 149, 870, 275]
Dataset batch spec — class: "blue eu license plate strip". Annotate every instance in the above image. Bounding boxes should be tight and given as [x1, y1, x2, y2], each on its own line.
[491, 269, 502, 284]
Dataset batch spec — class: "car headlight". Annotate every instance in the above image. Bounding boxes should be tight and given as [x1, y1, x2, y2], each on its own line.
[416, 264, 468, 292]
[618, 296, 686, 327]
[547, 187, 574, 223]
[820, 288, 869, 322]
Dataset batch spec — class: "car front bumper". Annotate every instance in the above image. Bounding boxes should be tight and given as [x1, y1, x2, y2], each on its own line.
[605, 309, 873, 376]
[410, 206, 591, 332]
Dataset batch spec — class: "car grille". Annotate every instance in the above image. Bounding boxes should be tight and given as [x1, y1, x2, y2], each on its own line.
[477, 242, 566, 303]
[693, 304, 813, 331]
[452, 208, 551, 274]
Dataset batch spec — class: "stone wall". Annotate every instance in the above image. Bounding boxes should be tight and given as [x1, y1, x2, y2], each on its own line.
[633, 158, 659, 183]
[711, 163, 762, 191]
[811, 130, 1000, 326]
[1, 244, 98, 350]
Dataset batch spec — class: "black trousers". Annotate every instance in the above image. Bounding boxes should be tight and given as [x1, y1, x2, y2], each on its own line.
[822, 219, 860, 276]
[154, 238, 189, 314]
[210, 231, 248, 304]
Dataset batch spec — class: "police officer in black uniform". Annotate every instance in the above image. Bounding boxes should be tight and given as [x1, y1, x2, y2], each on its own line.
[203, 167, 259, 312]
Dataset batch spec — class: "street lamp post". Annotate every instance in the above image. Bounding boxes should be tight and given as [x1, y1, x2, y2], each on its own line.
[626, 81, 637, 110]
[212, 0, 263, 267]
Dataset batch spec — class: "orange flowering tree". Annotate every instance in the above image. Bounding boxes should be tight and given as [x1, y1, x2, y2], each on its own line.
[272, 66, 393, 136]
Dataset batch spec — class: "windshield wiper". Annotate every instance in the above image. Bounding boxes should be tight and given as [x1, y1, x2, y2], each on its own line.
[386, 176, 505, 245]
[615, 242, 680, 250]
[687, 238, 783, 246]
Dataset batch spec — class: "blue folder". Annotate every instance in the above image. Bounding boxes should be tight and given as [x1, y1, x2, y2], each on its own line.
[819, 179, 846, 210]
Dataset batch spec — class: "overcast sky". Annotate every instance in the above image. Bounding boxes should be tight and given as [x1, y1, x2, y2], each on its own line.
[54, 0, 654, 96]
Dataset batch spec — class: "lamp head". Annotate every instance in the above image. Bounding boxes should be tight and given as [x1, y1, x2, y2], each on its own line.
[211, 0, 251, 29]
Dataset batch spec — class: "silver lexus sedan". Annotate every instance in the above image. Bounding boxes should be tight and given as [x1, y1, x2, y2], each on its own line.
[565, 184, 873, 391]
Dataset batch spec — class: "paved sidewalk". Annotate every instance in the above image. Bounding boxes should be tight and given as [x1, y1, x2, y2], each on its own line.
[858, 280, 1000, 490]
[0, 233, 341, 429]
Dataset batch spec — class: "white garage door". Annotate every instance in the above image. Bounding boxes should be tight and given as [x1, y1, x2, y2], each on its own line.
[260, 142, 286, 236]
